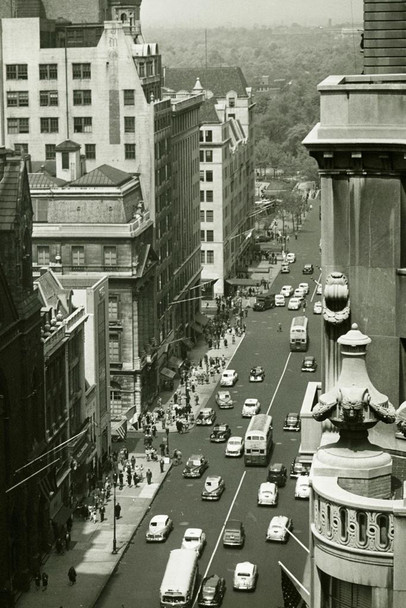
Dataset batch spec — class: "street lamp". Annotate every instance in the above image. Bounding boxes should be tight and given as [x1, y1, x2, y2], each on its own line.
[112, 472, 118, 554]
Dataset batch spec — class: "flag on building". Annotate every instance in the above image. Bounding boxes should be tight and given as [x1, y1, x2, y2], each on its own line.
[281, 566, 309, 608]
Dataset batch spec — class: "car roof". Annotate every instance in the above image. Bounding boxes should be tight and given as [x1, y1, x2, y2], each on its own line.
[184, 527, 203, 536]
[217, 390, 230, 395]
[203, 574, 220, 586]
[244, 398, 258, 404]
[304, 355, 315, 361]
[228, 436, 243, 442]
[270, 515, 289, 526]
[270, 462, 284, 470]
[287, 412, 299, 417]
[226, 519, 242, 528]
[151, 514, 168, 523]
[259, 482, 276, 491]
[236, 561, 255, 572]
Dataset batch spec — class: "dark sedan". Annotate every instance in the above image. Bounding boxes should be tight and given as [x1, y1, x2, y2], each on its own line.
[301, 355, 317, 372]
[210, 423, 231, 443]
[302, 263, 314, 274]
[283, 412, 301, 432]
[198, 574, 226, 607]
[182, 454, 209, 478]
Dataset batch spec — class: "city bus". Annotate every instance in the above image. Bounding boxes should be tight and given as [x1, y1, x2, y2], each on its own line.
[160, 549, 198, 607]
[244, 414, 273, 466]
[290, 316, 309, 352]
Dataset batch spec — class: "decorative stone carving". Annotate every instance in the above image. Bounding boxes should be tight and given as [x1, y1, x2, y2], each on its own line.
[322, 271, 350, 325]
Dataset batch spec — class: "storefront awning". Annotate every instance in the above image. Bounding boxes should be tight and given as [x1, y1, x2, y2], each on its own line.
[160, 367, 176, 380]
[52, 504, 72, 527]
[181, 337, 194, 350]
[124, 405, 137, 421]
[111, 418, 127, 440]
[226, 278, 258, 286]
[169, 356, 183, 369]
[195, 312, 209, 327]
[191, 322, 203, 334]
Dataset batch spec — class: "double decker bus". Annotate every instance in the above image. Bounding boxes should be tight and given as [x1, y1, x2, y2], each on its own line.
[290, 315, 309, 352]
[244, 414, 273, 466]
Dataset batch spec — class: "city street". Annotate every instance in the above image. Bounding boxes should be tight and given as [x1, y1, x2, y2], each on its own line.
[95, 207, 322, 608]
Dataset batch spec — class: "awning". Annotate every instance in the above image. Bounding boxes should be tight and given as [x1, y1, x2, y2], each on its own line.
[191, 322, 203, 334]
[124, 405, 137, 421]
[181, 337, 194, 350]
[111, 418, 127, 439]
[160, 367, 176, 380]
[169, 356, 183, 369]
[195, 312, 209, 327]
[52, 504, 72, 527]
[226, 278, 258, 286]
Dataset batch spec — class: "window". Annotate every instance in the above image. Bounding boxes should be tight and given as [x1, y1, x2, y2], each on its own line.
[123, 89, 135, 105]
[205, 150, 213, 162]
[104, 246, 117, 266]
[71, 246, 85, 266]
[73, 117, 92, 133]
[109, 296, 119, 321]
[73, 90, 92, 105]
[206, 250, 214, 263]
[200, 190, 205, 203]
[72, 63, 91, 79]
[15, 143, 28, 155]
[199, 170, 204, 182]
[206, 171, 213, 182]
[228, 113, 235, 119]
[205, 130, 212, 142]
[45, 144, 56, 160]
[200, 250, 205, 264]
[125, 144, 136, 159]
[40, 90, 58, 106]
[357, 512, 367, 546]
[39, 64, 58, 80]
[229, 97, 235, 107]
[109, 334, 121, 362]
[206, 210, 214, 222]
[37, 246, 50, 265]
[377, 514, 389, 549]
[85, 144, 96, 160]
[199, 150, 204, 162]
[200, 210, 205, 222]
[7, 118, 29, 134]
[124, 116, 135, 132]
[138, 63, 145, 77]
[200, 230, 205, 241]
[6, 64, 27, 80]
[62, 152, 69, 170]
[206, 230, 214, 242]
[40, 117, 59, 133]
[206, 190, 213, 202]
[7, 91, 28, 107]
[199, 130, 204, 142]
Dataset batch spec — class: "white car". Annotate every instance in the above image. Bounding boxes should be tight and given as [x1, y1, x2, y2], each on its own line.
[288, 297, 301, 310]
[181, 528, 206, 555]
[280, 285, 293, 297]
[316, 283, 322, 295]
[220, 369, 238, 387]
[233, 561, 258, 591]
[145, 514, 173, 542]
[242, 398, 261, 417]
[266, 515, 292, 543]
[225, 436, 244, 457]
[294, 287, 305, 299]
[275, 294, 285, 307]
[295, 475, 310, 499]
[281, 263, 290, 274]
[313, 301, 322, 314]
[286, 252, 296, 263]
[298, 282, 309, 295]
[257, 482, 278, 506]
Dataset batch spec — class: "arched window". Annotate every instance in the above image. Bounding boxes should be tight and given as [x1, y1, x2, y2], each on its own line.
[357, 512, 367, 546]
[121, 13, 127, 22]
[377, 514, 389, 549]
[339, 508, 348, 542]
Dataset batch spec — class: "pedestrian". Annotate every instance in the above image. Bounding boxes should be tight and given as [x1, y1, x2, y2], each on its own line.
[34, 572, 41, 591]
[41, 572, 48, 592]
[68, 566, 77, 585]
[194, 393, 199, 406]
[65, 530, 71, 550]
[160, 458, 165, 473]
[119, 471, 124, 487]
[114, 502, 121, 519]
[127, 471, 132, 486]
[278, 322, 282, 332]
[131, 455, 136, 469]
[56, 537, 64, 554]
[224, 337, 228, 348]
[66, 514, 73, 533]
[159, 441, 165, 456]
[146, 468, 152, 485]
[152, 424, 157, 438]
[91, 508, 97, 524]
[295, 232, 298, 240]
[99, 504, 105, 522]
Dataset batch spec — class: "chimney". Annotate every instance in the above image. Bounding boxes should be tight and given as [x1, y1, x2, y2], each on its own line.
[364, 0, 406, 73]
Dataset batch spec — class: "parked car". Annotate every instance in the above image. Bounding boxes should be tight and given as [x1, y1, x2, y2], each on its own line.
[280, 285, 293, 297]
[298, 282, 309, 295]
[281, 263, 290, 274]
[249, 366, 265, 382]
[145, 514, 173, 542]
[233, 562, 258, 591]
[257, 482, 278, 506]
[215, 390, 234, 409]
[242, 398, 261, 417]
[294, 287, 305, 299]
[210, 423, 231, 443]
[183, 454, 209, 478]
[286, 252, 296, 263]
[302, 263, 314, 275]
[267, 463, 288, 487]
[283, 412, 301, 432]
[266, 515, 293, 543]
[220, 369, 238, 387]
[301, 356, 317, 372]
[295, 474, 310, 499]
[225, 436, 244, 457]
[290, 456, 311, 478]
[253, 293, 275, 311]
[316, 283, 323, 295]
[288, 297, 301, 310]
[201, 475, 225, 501]
[275, 294, 286, 307]
[196, 408, 217, 425]
[198, 574, 226, 607]
[313, 301, 322, 314]
[181, 527, 206, 555]
[223, 519, 245, 547]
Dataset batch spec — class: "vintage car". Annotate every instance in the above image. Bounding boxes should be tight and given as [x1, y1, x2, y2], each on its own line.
[198, 574, 226, 607]
[210, 423, 231, 443]
[223, 519, 245, 547]
[220, 369, 238, 387]
[196, 408, 217, 426]
[225, 436, 244, 457]
[201, 475, 226, 501]
[313, 301, 322, 314]
[283, 412, 301, 432]
[302, 263, 314, 275]
[267, 463, 288, 487]
[182, 454, 209, 478]
[242, 398, 261, 417]
[145, 514, 173, 542]
[290, 456, 311, 478]
[215, 390, 234, 409]
[301, 356, 317, 372]
[181, 527, 206, 555]
[281, 263, 290, 274]
[286, 252, 296, 263]
[288, 297, 301, 310]
[295, 475, 310, 500]
[280, 285, 293, 297]
[249, 366, 265, 382]
[275, 294, 286, 307]
[233, 562, 258, 591]
[257, 482, 278, 506]
[266, 515, 293, 543]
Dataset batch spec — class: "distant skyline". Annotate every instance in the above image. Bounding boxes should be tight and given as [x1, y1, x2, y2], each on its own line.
[142, 0, 363, 29]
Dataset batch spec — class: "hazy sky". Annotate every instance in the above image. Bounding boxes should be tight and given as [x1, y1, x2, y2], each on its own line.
[142, 0, 363, 29]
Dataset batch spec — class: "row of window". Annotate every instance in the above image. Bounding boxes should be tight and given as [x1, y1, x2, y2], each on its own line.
[6, 89, 136, 107]
[7, 63, 90, 80]
[8, 116, 136, 134]
[201, 250, 214, 264]
[200, 210, 214, 222]
[201, 230, 214, 242]
[37, 245, 118, 266]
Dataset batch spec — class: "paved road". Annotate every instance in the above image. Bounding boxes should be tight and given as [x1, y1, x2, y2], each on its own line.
[95, 209, 321, 608]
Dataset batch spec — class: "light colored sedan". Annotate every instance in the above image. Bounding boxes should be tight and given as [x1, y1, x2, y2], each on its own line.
[145, 514, 173, 542]
[295, 475, 310, 499]
[181, 527, 206, 555]
[288, 297, 301, 310]
[313, 301, 322, 314]
[257, 482, 278, 506]
[281, 285, 293, 297]
[225, 436, 244, 457]
[233, 561, 258, 591]
[266, 515, 292, 543]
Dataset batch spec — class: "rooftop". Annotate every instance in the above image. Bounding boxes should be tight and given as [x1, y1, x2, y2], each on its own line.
[164, 66, 249, 97]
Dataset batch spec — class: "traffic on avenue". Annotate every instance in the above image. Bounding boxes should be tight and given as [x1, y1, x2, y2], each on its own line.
[96, 206, 321, 608]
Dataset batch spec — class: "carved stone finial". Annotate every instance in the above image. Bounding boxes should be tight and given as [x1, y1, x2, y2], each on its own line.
[322, 271, 350, 325]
